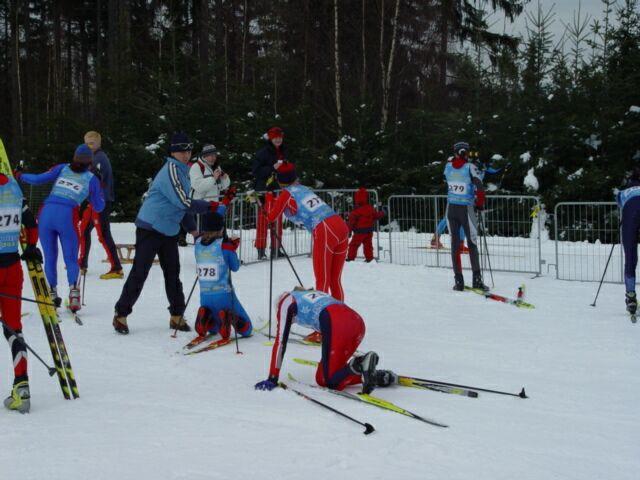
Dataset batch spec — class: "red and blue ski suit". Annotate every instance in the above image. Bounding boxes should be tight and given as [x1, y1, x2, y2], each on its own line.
[19, 164, 104, 288]
[266, 184, 349, 301]
[266, 289, 365, 390]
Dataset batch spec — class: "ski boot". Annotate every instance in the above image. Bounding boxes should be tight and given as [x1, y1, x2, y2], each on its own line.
[113, 315, 129, 335]
[100, 269, 124, 280]
[257, 248, 267, 260]
[303, 331, 322, 344]
[472, 272, 489, 292]
[270, 247, 285, 259]
[374, 370, 398, 389]
[4, 380, 30, 414]
[170, 315, 191, 332]
[218, 311, 232, 340]
[625, 291, 637, 315]
[50, 287, 62, 308]
[68, 287, 81, 312]
[453, 273, 465, 291]
[430, 235, 444, 249]
[349, 351, 379, 394]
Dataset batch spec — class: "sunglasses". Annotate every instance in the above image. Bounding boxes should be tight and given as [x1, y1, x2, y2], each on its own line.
[174, 143, 194, 151]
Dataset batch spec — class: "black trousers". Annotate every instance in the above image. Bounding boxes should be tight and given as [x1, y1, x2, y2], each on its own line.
[446, 203, 481, 275]
[79, 201, 122, 270]
[115, 228, 185, 317]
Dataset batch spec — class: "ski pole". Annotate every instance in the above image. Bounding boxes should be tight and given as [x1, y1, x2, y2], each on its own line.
[0, 317, 56, 377]
[278, 381, 375, 435]
[171, 274, 198, 338]
[81, 271, 87, 306]
[479, 211, 494, 288]
[407, 375, 527, 399]
[270, 227, 305, 288]
[228, 270, 242, 355]
[268, 222, 275, 339]
[0, 292, 57, 308]
[591, 241, 617, 307]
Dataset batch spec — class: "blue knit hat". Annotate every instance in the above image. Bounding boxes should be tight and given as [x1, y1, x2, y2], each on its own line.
[453, 141, 470, 155]
[169, 132, 193, 153]
[74, 144, 93, 163]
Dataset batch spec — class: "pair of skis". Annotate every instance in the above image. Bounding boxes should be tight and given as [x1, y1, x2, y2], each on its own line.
[0, 138, 79, 400]
[463, 284, 535, 309]
[181, 333, 252, 355]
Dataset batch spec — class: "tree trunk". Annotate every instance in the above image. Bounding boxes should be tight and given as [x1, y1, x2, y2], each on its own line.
[241, 0, 248, 85]
[381, 0, 400, 131]
[361, 0, 366, 102]
[9, 0, 23, 157]
[333, 0, 343, 134]
[199, 0, 210, 92]
[439, 1, 449, 90]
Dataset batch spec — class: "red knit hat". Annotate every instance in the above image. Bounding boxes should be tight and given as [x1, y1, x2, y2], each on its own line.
[267, 127, 284, 140]
[354, 187, 368, 206]
[276, 161, 297, 185]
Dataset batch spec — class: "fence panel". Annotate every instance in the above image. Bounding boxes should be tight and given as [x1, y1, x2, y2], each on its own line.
[387, 195, 542, 274]
[230, 189, 379, 266]
[554, 202, 622, 283]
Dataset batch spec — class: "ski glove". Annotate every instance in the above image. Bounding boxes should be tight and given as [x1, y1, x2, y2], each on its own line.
[255, 379, 278, 391]
[21, 245, 43, 263]
[222, 186, 237, 206]
[222, 237, 240, 251]
[475, 190, 486, 211]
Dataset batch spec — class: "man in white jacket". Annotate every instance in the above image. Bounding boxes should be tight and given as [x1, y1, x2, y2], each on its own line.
[189, 144, 231, 233]
[190, 144, 231, 201]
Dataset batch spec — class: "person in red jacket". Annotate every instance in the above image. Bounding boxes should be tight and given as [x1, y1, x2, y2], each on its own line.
[346, 187, 384, 262]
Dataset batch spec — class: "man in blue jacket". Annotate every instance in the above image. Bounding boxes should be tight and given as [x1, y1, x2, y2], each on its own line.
[113, 133, 235, 334]
[617, 164, 640, 317]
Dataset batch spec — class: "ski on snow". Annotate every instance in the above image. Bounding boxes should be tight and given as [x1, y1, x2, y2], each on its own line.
[286, 373, 448, 428]
[0, 138, 79, 400]
[293, 358, 478, 398]
[183, 335, 252, 355]
[463, 284, 535, 309]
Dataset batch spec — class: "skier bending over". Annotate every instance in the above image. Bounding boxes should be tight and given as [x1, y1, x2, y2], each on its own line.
[255, 287, 395, 394]
[193, 212, 252, 339]
[0, 172, 42, 413]
[15, 144, 104, 311]
[616, 164, 640, 316]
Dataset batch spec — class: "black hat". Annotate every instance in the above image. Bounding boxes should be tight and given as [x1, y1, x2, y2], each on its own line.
[201, 212, 225, 232]
[169, 132, 193, 153]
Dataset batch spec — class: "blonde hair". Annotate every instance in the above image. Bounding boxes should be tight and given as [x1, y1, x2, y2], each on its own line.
[84, 131, 102, 147]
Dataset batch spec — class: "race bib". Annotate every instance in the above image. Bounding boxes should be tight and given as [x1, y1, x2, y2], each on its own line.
[55, 177, 83, 193]
[302, 291, 330, 303]
[197, 263, 221, 281]
[448, 182, 468, 195]
[0, 208, 21, 233]
[300, 193, 325, 212]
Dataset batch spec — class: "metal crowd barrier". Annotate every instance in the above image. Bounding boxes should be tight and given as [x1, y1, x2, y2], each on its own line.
[228, 189, 380, 266]
[386, 194, 542, 275]
[554, 202, 623, 283]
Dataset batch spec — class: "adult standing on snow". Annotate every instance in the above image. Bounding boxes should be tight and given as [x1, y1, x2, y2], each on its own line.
[112, 133, 234, 335]
[444, 141, 488, 292]
[0, 172, 42, 414]
[616, 164, 640, 317]
[252, 126, 286, 260]
[189, 144, 231, 230]
[16, 144, 105, 311]
[78, 131, 123, 279]
[266, 162, 349, 303]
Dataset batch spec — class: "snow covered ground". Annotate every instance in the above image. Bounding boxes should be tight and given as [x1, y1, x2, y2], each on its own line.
[1, 223, 639, 480]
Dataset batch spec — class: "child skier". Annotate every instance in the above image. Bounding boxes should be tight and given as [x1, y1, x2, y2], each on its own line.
[16, 144, 104, 311]
[0, 172, 42, 413]
[254, 287, 395, 394]
[193, 212, 253, 339]
[346, 187, 384, 262]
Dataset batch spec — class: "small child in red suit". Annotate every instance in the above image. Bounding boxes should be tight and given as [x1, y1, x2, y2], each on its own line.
[346, 188, 385, 262]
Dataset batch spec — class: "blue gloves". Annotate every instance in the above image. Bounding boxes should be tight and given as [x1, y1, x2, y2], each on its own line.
[255, 379, 278, 391]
